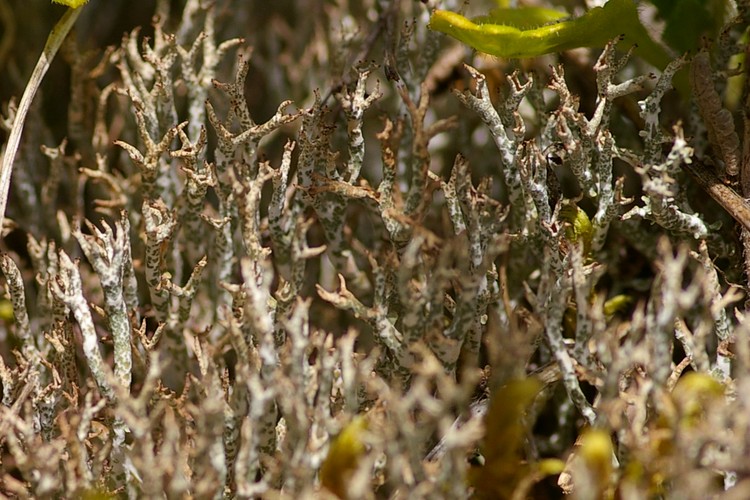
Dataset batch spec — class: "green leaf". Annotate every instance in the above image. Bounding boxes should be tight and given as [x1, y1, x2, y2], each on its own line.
[474, 6, 568, 31]
[603, 294, 633, 317]
[52, 0, 89, 7]
[320, 416, 368, 498]
[650, 0, 730, 53]
[428, 0, 671, 70]
[560, 204, 594, 255]
[468, 378, 541, 499]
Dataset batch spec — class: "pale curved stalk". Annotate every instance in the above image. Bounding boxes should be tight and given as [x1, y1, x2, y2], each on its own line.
[0, 7, 82, 228]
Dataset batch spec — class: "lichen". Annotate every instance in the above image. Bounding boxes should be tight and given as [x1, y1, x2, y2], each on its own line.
[1, 0, 750, 498]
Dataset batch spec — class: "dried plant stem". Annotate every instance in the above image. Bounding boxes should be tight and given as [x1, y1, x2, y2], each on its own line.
[0, 6, 82, 229]
[682, 160, 750, 232]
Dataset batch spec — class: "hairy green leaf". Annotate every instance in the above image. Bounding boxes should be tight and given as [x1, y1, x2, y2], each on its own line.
[428, 0, 671, 70]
